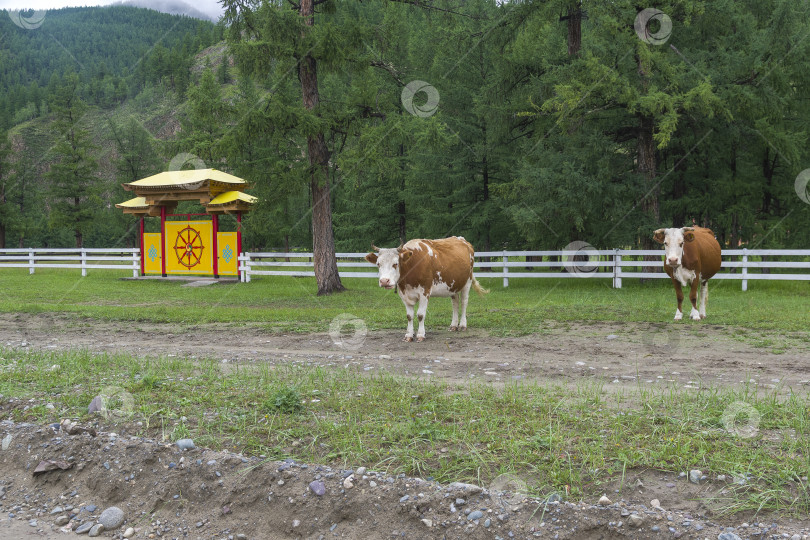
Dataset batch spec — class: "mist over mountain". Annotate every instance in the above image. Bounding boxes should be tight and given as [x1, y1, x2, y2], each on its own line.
[118, 0, 218, 21]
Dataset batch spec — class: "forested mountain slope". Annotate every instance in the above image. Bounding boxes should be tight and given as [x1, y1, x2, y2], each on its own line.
[1, 1, 809, 253]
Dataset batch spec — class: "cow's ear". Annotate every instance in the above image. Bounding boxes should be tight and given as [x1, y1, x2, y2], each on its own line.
[399, 250, 413, 264]
[653, 229, 666, 244]
[683, 232, 695, 242]
[365, 253, 378, 264]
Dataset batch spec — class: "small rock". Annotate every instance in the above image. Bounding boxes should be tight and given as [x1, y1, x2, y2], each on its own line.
[98, 506, 125, 530]
[718, 533, 743, 540]
[54, 515, 70, 526]
[309, 481, 326, 496]
[343, 477, 354, 489]
[123, 528, 135, 538]
[88, 523, 105, 537]
[448, 482, 483, 494]
[292, 520, 301, 528]
[468, 510, 484, 521]
[88, 396, 104, 414]
[176, 439, 195, 451]
[484, 518, 491, 528]
[369, 481, 377, 488]
[355, 467, 366, 476]
[421, 519, 432, 527]
[650, 498, 661, 509]
[598, 495, 611, 505]
[0, 434, 11, 450]
[689, 470, 702, 484]
[399, 495, 410, 503]
[75, 522, 94, 534]
[628, 514, 644, 528]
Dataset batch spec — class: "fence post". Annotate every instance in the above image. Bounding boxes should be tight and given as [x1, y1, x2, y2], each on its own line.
[502, 250, 509, 288]
[613, 249, 622, 289]
[133, 251, 139, 278]
[29, 248, 35, 275]
[741, 248, 748, 291]
[244, 253, 252, 283]
[81, 249, 87, 277]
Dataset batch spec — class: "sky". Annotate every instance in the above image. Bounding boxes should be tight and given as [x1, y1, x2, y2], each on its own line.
[0, 0, 224, 20]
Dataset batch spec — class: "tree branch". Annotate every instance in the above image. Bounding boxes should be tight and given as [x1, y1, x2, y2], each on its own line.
[386, 0, 485, 20]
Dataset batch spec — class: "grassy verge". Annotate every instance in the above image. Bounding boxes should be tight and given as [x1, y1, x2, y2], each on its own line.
[1, 269, 809, 334]
[1, 347, 809, 516]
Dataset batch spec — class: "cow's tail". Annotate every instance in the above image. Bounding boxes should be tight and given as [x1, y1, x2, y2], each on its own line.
[472, 277, 489, 296]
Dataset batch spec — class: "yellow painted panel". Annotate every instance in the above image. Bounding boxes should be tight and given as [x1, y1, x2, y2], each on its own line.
[164, 221, 213, 275]
[143, 233, 162, 275]
[217, 232, 238, 275]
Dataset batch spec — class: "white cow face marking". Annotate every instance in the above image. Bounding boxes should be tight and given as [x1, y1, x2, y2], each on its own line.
[653, 227, 695, 268]
[365, 248, 412, 290]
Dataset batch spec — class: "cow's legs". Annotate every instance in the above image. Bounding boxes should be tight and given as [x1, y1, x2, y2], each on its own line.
[672, 280, 685, 320]
[416, 294, 429, 342]
[450, 294, 460, 331]
[402, 297, 416, 342]
[458, 281, 472, 330]
[699, 279, 709, 319]
[688, 276, 701, 320]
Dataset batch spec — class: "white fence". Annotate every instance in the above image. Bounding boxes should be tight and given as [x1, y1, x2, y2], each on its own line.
[0, 248, 140, 277]
[3, 247, 807, 291]
[238, 249, 810, 290]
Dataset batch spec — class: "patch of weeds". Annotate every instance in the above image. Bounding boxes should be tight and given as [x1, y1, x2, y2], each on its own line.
[170, 421, 191, 442]
[265, 386, 304, 414]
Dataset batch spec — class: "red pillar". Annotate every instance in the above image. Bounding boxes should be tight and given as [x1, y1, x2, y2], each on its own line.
[160, 206, 167, 277]
[212, 213, 219, 278]
[237, 212, 242, 259]
[139, 217, 145, 275]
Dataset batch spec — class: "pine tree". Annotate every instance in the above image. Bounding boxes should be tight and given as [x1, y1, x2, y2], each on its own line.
[45, 73, 100, 248]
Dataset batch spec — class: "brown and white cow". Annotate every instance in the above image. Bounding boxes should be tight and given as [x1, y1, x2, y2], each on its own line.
[653, 226, 722, 321]
[365, 237, 488, 342]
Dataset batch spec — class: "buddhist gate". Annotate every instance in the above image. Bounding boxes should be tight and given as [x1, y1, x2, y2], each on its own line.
[115, 169, 256, 277]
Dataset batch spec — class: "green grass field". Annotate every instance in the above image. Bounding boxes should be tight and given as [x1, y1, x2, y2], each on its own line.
[0, 347, 808, 515]
[1, 270, 809, 516]
[1, 269, 808, 333]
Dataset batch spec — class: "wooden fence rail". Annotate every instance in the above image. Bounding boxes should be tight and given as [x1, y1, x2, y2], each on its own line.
[238, 249, 810, 290]
[0, 248, 140, 277]
[3, 248, 807, 291]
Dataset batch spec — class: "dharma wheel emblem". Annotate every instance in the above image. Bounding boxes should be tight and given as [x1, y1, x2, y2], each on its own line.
[173, 226, 205, 268]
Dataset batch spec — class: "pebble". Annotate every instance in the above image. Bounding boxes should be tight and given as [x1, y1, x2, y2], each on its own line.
[88, 523, 105, 537]
[75, 522, 94, 534]
[650, 498, 661, 509]
[598, 495, 611, 505]
[343, 477, 354, 489]
[399, 495, 410, 503]
[98, 506, 125, 530]
[718, 533, 743, 540]
[1, 434, 11, 450]
[689, 469, 702, 484]
[123, 528, 135, 538]
[355, 467, 366, 476]
[309, 481, 326, 496]
[484, 518, 491, 528]
[628, 514, 644, 527]
[468, 510, 484, 521]
[421, 519, 432, 527]
[176, 439, 195, 450]
[292, 520, 300, 528]
[369, 481, 377, 488]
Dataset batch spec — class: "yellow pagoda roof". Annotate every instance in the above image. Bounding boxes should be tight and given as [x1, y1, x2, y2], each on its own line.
[208, 191, 258, 206]
[115, 196, 149, 209]
[123, 169, 247, 191]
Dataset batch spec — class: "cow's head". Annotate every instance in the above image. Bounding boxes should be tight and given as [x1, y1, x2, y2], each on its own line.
[365, 244, 413, 290]
[653, 227, 695, 268]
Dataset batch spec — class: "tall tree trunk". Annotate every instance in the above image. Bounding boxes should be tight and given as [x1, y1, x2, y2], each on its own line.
[75, 195, 83, 248]
[638, 113, 659, 274]
[299, 0, 344, 295]
[398, 143, 406, 245]
[567, 2, 582, 56]
[0, 182, 5, 249]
